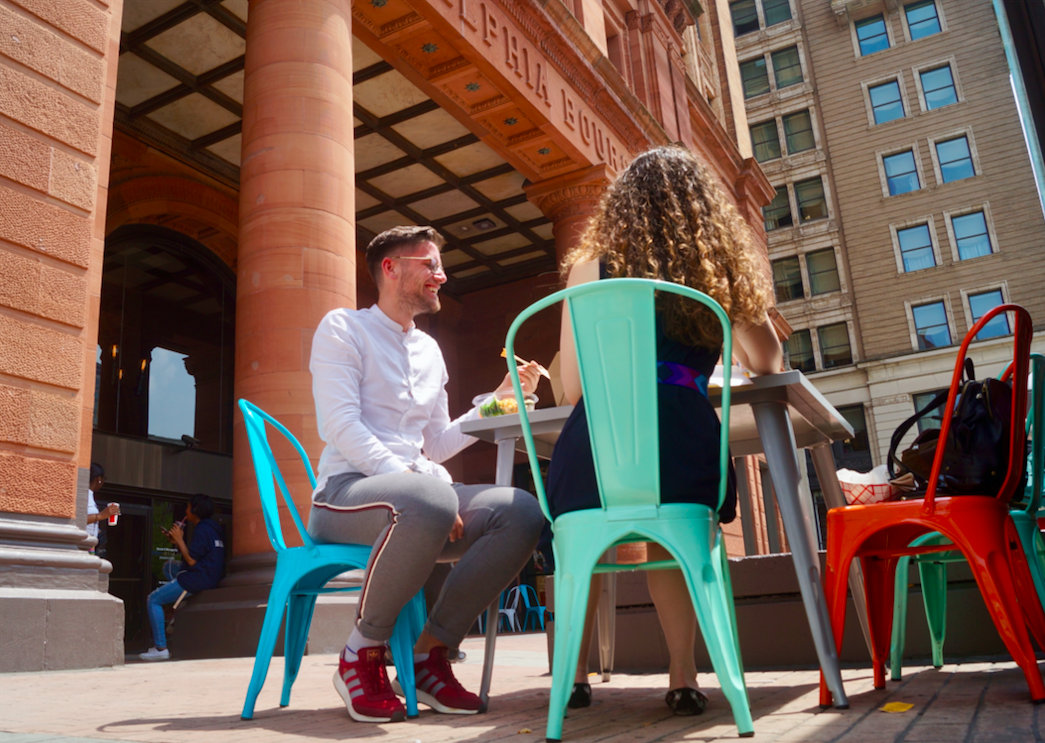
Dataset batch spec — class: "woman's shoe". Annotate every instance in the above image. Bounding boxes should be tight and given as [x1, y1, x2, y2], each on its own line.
[665, 687, 708, 716]
[567, 682, 592, 709]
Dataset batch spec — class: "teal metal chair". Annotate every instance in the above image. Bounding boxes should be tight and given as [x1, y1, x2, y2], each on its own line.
[888, 353, 1045, 679]
[505, 278, 753, 741]
[238, 399, 426, 719]
[508, 584, 548, 631]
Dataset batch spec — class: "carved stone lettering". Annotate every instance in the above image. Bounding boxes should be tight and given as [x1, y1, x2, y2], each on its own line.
[482, 3, 499, 46]
[562, 90, 576, 129]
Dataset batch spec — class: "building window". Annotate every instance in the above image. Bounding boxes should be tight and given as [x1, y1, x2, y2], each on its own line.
[913, 390, 947, 433]
[855, 15, 890, 56]
[741, 57, 771, 98]
[772, 46, 803, 89]
[920, 65, 958, 110]
[968, 289, 1010, 340]
[951, 211, 992, 260]
[807, 249, 840, 295]
[936, 136, 974, 182]
[730, 0, 760, 36]
[772, 256, 803, 302]
[751, 121, 781, 162]
[764, 0, 792, 26]
[869, 80, 905, 124]
[785, 329, 815, 372]
[783, 110, 815, 154]
[883, 150, 920, 195]
[905, 0, 941, 40]
[818, 323, 853, 368]
[912, 301, 951, 349]
[764, 186, 794, 231]
[837, 405, 871, 455]
[897, 224, 936, 271]
[795, 177, 827, 222]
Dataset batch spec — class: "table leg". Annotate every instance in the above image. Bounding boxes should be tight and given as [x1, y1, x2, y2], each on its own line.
[597, 548, 616, 682]
[752, 401, 849, 708]
[809, 442, 873, 658]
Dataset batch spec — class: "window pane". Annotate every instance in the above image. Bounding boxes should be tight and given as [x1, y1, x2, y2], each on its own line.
[897, 224, 935, 271]
[920, 65, 957, 109]
[818, 323, 853, 368]
[764, 0, 792, 26]
[869, 80, 904, 124]
[936, 136, 974, 182]
[969, 290, 1010, 339]
[952, 211, 992, 259]
[148, 348, 197, 441]
[838, 405, 870, 454]
[855, 15, 890, 56]
[730, 0, 760, 36]
[913, 390, 947, 433]
[785, 329, 815, 373]
[807, 249, 840, 295]
[783, 110, 815, 154]
[912, 302, 950, 349]
[905, 0, 941, 40]
[741, 57, 771, 98]
[772, 46, 803, 89]
[763, 186, 794, 231]
[773, 256, 803, 302]
[795, 177, 827, 221]
[883, 150, 920, 195]
[751, 121, 781, 162]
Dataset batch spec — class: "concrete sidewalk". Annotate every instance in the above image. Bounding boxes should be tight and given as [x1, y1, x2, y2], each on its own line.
[0, 633, 1041, 742]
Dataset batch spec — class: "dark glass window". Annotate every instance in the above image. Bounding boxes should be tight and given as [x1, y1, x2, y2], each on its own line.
[819, 323, 853, 368]
[920, 65, 958, 110]
[807, 249, 840, 295]
[783, 110, 815, 154]
[741, 57, 771, 98]
[785, 329, 815, 373]
[764, 0, 792, 26]
[773, 256, 803, 302]
[883, 150, 920, 195]
[897, 224, 935, 272]
[837, 405, 870, 455]
[913, 390, 948, 433]
[905, 0, 941, 40]
[855, 15, 890, 56]
[936, 136, 974, 182]
[912, 302, 951, 349]
[751, 120, 781, 162]
[795, 177, 827, 222]
[952, 211, 992, 260]
[772, 46, 803, 89]
[763, 186, 794, 231]
[969, 289, 1010, 340]
[869, 80, 905, 124]
[730, 0, 760, 36]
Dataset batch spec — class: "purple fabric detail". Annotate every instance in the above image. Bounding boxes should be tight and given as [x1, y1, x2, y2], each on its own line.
[656, 362, 709, 396]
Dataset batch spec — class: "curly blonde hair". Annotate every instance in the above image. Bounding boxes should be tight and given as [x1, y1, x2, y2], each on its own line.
[562, 146, 772, 349]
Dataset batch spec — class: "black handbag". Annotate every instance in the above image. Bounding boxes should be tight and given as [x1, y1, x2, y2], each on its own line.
[888, 359, 1026, 498]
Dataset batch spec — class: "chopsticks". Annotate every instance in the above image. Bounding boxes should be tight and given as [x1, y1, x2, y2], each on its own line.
[501, 348, 551, 379]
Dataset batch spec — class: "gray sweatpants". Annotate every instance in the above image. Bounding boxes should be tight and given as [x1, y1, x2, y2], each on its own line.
[308, 471, 545, 649]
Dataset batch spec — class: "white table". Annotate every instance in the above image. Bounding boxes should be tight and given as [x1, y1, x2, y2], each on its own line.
[460, 370, 864, 708]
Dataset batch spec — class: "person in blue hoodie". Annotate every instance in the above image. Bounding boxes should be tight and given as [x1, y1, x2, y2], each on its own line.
[140, 493, 226, 661]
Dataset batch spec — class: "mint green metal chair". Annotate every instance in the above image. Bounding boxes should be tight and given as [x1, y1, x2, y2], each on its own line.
[888, 353, 1045, 679]
[505, 278, 753, 741]
[238, 399, 426, 719]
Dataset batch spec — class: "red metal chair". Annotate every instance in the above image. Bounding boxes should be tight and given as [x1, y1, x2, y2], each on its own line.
[818, 304, 1045, 707]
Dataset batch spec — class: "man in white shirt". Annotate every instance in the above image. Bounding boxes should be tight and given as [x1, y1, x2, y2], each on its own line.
[308, 225, 545, 724]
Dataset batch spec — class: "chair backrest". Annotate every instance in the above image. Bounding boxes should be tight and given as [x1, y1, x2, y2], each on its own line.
[505, 278, 732, 522]
[923, 304, 1032, 513]
[238, 398, 318, 553]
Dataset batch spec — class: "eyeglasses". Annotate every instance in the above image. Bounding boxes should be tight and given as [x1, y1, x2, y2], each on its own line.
[391, 255, 446, 276]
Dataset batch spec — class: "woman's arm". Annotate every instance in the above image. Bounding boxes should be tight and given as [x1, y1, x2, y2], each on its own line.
[559, 260, 601, 405]
[731, 312, 784, 376]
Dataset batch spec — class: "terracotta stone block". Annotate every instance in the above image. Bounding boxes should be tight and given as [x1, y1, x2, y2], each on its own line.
[28, 388, 79, 453]
[235, 326, 306, 376]
[0, 123, 51, 192]
[0, 3, 61, 82]
[47, 149, 96, 210]
[0, 184, 91, 266]
[0, 314, 83, 389]
[244, 27, 349, 81]
[241, 94, 355, 150]
[239, 130, 353, 181]
[59, 38, 104, 103]
[302, 248, 354, 298]
[237, 210, 353, 271]
[238, 168, 306, 214]
[0, 248, 43, 315]
[37, 263, 87, 327]
[0, 450, 77, 517]
[0, 66, 99, 155]
[0, 384, 32, 445]
[237, 287, 335, 337]
[8, 0, 109, 53]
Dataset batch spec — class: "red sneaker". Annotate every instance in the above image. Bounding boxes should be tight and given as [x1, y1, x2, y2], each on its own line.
[333, 646, 406, 723]
[413, 646, 484, 714]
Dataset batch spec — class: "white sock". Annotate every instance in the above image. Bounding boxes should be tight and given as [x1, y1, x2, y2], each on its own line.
[343, 627, 384, 662]
[413, 652, 430, 663]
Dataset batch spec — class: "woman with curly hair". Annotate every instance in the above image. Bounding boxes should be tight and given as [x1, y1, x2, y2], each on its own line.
[547, 145, 783, 715]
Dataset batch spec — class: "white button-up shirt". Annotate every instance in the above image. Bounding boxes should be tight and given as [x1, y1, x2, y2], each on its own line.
[310, 305, 480, 495]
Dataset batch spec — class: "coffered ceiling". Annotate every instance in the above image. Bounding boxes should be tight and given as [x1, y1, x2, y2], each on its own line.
[114, 0, 557, 295]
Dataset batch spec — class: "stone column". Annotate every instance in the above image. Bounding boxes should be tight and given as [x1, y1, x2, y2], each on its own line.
[524, 165, 611, 263]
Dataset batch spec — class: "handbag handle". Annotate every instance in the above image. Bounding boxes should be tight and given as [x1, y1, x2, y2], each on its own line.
[887, 390, 948, 480]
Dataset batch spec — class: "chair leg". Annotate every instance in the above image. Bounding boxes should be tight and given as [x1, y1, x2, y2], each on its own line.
[242, 577, 293, 720]
[859, 556, 899, 690]
[820, 530, 856, 709]
[1011, 512, 1045, 609]
[889, 555, 912, 681]
[546, 568, 593, 742]
[280, 592, 318, 708]
[478, 601, 498, 705]
[391, 591, 424, 718]
[1004, 518, 1045, 651]
[917, 559, 948, 669]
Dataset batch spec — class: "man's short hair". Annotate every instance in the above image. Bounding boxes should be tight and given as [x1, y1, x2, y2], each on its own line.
[365, 226, 444, 286]
[90, 462, 105, 481]
[190, 493, 215, 521]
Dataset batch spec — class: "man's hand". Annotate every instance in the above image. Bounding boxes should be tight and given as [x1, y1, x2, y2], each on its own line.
[167, 522, 186, 547]
[101, 503, 120, 518]
[495, 362, 541, 397]
[449, 514, 465, 543]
